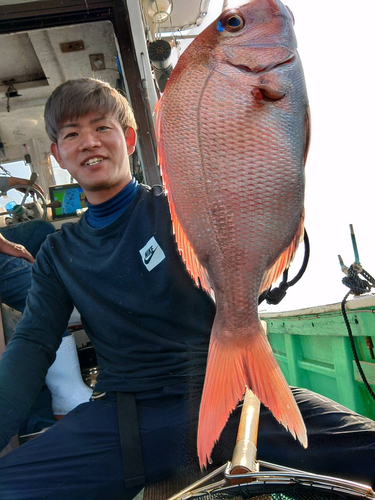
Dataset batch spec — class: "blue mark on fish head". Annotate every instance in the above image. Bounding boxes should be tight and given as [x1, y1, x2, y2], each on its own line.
[216, 21, 224, 32]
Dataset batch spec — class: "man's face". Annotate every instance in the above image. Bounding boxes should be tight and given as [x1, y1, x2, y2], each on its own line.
[51, 111, 136, 204]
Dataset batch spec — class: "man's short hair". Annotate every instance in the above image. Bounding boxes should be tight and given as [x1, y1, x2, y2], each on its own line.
[44, 78, 137, 143]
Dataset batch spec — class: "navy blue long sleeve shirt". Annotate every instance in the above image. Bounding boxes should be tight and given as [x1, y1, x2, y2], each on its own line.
[0, 184, 215, 450]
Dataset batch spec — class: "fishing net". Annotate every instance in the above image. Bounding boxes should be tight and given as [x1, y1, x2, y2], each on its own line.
[144, 472, 372, 500]
[191, 483, 360, 499]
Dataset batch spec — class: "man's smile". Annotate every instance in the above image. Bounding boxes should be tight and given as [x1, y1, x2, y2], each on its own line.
[82, 156, 106, 166]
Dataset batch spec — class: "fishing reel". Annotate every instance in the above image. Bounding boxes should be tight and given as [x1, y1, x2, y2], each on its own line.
[0, 173, 48, 224]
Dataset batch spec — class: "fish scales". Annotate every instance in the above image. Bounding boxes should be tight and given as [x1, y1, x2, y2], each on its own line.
[156, 0, 310, 468]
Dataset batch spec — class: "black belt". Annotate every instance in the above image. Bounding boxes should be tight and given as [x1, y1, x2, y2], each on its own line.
[117, 392, 145, 489]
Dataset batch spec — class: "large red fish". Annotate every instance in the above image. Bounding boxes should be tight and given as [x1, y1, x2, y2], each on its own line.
[156, 0, 310, 468]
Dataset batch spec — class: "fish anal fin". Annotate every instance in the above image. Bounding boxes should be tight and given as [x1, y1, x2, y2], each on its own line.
[260, 214, 305, 294]
[155, 95, 212, 296]
[197, 321, 307, 468]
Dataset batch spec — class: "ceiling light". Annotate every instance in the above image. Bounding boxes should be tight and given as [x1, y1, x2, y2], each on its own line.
[143, 0, 173, 24]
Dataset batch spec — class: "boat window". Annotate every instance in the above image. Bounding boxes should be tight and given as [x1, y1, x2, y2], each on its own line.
[0, 160, 32, 203]
[50, 155, 73, 186]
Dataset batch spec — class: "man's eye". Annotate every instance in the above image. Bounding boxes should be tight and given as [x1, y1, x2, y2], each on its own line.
[64, 132, 77, 139]
[97, 126, 109, 131]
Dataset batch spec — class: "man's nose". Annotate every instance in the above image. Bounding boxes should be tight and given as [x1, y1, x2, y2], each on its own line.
[79, 131, 101, 150]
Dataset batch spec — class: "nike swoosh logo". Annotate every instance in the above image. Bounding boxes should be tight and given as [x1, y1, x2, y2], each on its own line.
[144, 246, 157, 264]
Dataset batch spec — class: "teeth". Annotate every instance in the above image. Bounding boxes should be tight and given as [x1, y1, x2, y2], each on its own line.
[84, 157, 104, 166]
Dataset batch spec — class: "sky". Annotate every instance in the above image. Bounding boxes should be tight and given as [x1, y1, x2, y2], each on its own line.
[184, 0, 375, 312]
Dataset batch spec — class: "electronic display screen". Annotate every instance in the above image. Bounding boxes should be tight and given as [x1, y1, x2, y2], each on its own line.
[49, 183, 86, 220]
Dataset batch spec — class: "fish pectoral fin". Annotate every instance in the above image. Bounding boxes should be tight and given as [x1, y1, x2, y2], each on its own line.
[252, 84, 285, 102]
[252, 72, 288, 102]
[197, 323, 307, 469]
[260, 214, 304, 294]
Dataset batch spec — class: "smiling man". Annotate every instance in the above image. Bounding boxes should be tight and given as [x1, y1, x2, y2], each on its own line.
[0, 78, 374, 500]
[46, 79, 137, 206]
[51, 112, 135, 203]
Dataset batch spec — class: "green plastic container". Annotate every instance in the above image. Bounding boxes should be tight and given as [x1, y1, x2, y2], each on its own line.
[261, 294, 375, 420]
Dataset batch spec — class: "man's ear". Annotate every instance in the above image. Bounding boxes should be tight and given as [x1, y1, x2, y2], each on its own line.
[125, 127, 137, 156]
[51, 143, 66, 170]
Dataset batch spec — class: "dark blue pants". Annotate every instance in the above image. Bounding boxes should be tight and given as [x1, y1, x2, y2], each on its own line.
[0, 387, 374, 499]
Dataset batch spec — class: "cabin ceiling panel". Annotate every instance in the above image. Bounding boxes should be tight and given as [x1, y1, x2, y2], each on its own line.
[0, 32, 46, 85]
[0, 21, 119, 111]
[167, 0, 210, 31]
[38, 21, 120, 85]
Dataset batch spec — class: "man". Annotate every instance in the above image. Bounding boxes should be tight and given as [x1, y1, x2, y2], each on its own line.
[0, 78, 374, 500]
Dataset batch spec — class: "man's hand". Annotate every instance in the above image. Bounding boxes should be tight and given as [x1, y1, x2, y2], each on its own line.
[0, 234, 34, 263]
[7, 177, 44, 197]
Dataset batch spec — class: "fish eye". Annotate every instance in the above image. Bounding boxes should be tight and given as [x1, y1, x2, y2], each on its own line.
[218, 9, 245, 33]
[228, 15, 242, 28]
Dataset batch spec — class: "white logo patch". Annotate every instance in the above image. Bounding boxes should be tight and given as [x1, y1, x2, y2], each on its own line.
[139, 237, 166, 271]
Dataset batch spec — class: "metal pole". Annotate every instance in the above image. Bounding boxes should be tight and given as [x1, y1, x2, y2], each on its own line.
[350, 224, 360, 265]
[229, 321, 268, 475]
[230, 388, 260, 475]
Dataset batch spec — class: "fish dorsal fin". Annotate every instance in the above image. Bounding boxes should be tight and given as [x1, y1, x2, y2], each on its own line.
[155, 98, 213, 297]
[260, 213, 305, 294]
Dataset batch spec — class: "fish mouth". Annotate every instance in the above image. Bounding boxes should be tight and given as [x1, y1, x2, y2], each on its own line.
[229, 54, 295, 75]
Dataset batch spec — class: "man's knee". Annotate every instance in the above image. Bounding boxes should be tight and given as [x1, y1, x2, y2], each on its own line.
[24, 220, 56, 237]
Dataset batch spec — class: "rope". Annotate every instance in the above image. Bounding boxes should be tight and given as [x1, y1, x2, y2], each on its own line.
[341, 267, 375, 403]
[342, 267, 372, 296]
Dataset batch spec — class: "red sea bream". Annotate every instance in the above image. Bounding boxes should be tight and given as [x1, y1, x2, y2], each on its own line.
[156, 0, 310, 468]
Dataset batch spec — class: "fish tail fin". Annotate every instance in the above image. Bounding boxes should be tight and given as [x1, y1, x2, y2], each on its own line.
[197, 321, 307, 468]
